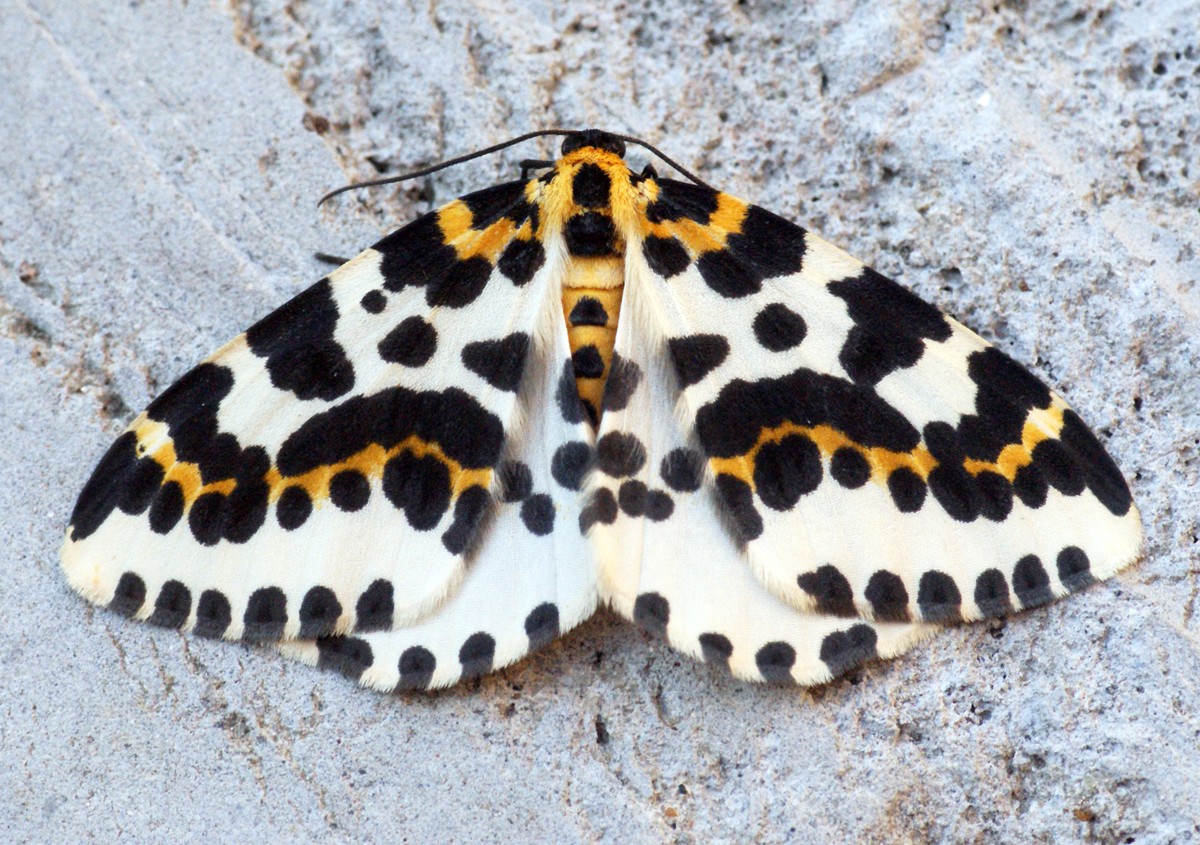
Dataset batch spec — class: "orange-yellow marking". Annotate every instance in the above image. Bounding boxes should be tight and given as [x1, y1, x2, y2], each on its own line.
[963, 400, 1067, 479]
[710, 398, 1070, 491]
[642, 193, 749, 257]
[132, 418, 489, 514]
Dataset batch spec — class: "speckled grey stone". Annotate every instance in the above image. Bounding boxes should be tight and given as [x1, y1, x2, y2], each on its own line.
[2, 1, 1198, 843]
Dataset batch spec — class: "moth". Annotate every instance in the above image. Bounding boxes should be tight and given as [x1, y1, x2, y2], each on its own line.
[61, 129, 1143, 691]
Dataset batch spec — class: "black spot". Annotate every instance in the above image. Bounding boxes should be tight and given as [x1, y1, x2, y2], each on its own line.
[818, 624, 878, 677]
[355, 579, 394, 632]
[643, 235, 691, 278]
[360, 289, 386, 313]
[727, 206, 807, 275]
[520, 494, 555, 536]
[118, 458, 163, 516]
[194, 589, 232, 638]
[525, 603, 560, 650]
[276, 486, 313, 531]
[695, 368, 921, 459]
[572, 344, 605, 379]
[975, 471, 1014, 522]
[397, 646, 436, 690]
[316, 636, 373, 679]
[243, 586, 287, 640]
[754, 434, 822, 511]
[714, 473, 763, 543]
[618, 480, 647, 517]
[383, 452, 452, 531]
[579, 488, 618, 533]
[645, 179, 718, 224]
[865, 570, 910, 621]
[142, 363, 237, 486]
[755, 641, 796, 682]
[797, 565, 855, 616]
[110, 572, 146, 617]
[426, 257, 492, 309]
[602, 354, 642, 411]
[827, 267, 952, 385]
[69, 432, 139, 541]
[888, 468, 927, 513]
[830, 267, 953, 345]
[927, 465, 980, 522]
[699, 633, 733, 667]
[329, 470, 370, 512]
[1013, 463, 1049, 509]
[299, 586, 343, 638]
[633, 592, 670, 638]
[569, 296, 610, 327]
[668, 335, 729, 388]
[462, 182, 531, 228]
[596, 432, 647, 477]
[376, 213, 455, 294]
[277, 385, 503, 476]
[958, 347, 1054, 463]
[645, 490, 675, 521]
[555, 359, 587, 424]
[838, 326, 924, 386]
[498, 238, 545, 286]
[189, 492, 225, 546]
[1059, 410, 1133, 516]
[696, 248, 764, 298]
[378, 316, 437, 367]
[696, 206, 807, 298]
[572, 163, 612, 208]
[462, 333, 530, 391]
[442, 484, 491, 555]
[565, 212, 617, 257]
[498, 461, 533, 502]
[245, 278, 355, 401]
[661, 448, 705, 493]
[148, 580, 192, 628]
[830, 447, 871, 489]
[1013, 554, 1053, 608]
[1057, 546, 1095, 591]
[459, 632, 496, 678]
[973, 569, 1012, 617]
[223, 451, 270, 543]
[149, 481, 185, 534]
[552, 441, 593, 490]
[1033, 437, 1086, 497]
[753, 304, 807, 352]
[917, 571, 963, 622]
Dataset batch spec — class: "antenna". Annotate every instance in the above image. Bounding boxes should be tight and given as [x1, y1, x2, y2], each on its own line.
[317, 129, 710, 206]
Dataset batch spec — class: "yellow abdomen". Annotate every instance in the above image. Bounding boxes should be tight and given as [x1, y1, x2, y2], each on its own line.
[562, 256, 624, 427]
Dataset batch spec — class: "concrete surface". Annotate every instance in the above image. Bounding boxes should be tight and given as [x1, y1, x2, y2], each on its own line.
[2, 0, 1198, 842]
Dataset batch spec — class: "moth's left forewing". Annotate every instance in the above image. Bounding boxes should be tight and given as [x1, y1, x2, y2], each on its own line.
[622, 177, 1142, 635]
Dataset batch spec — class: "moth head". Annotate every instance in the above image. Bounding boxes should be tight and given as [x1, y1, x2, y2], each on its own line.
[561, 130, 627, 159]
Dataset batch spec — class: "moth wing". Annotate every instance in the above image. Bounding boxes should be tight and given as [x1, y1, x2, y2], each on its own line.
[589, 277, 937, 684]
[625, 178, 1142, 625]
[61, 181, 569, 642]
[281, 301, 601, 690]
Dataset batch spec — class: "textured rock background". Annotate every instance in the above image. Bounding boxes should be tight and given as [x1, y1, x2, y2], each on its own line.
[2, 0, 1198, 842]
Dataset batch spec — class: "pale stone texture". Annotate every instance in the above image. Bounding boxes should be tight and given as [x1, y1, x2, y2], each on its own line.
[2, 0, 1197, 842]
